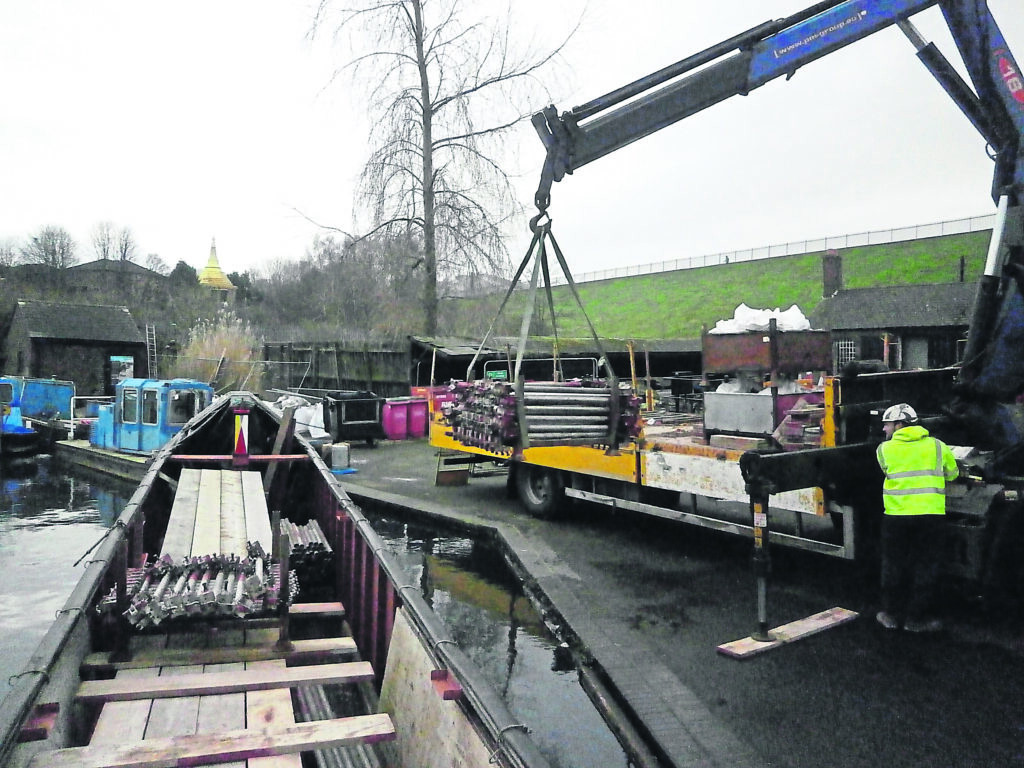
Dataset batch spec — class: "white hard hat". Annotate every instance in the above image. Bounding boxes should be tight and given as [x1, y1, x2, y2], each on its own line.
[881, 403, 917, 423]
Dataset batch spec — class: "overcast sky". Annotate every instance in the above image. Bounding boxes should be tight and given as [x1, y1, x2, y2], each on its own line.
[1, 1, 1020, 279]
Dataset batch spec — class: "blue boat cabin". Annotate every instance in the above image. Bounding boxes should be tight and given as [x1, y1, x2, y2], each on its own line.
[91, 378, 214, 454]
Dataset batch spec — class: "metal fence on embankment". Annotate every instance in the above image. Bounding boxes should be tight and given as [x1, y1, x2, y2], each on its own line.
[548, 213, 996, 286]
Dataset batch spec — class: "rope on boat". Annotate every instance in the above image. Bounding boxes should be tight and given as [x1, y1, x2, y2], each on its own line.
[73, 520, 127, 567]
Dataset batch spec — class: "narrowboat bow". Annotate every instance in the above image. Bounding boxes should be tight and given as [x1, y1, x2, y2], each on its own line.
[0, 391, 549, 768]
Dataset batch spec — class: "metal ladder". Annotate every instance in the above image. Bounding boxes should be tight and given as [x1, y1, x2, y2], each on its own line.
[145, 324, 158, 378]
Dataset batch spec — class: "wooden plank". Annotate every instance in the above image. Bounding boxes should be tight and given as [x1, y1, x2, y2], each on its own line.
[30, 714, 395, 768]
[77, 661, 375, 703]
[82, 637, 358, 672]
[90, 668, 158, 744]
[142, 664, 201, 740]
[220, 471, 249, 557]
[263, 405, 297, 494]
[241, 470, 273, 553]
[288, 602, 345, 618]
[191, 469, 222, 555]
[159, 469, 201, 559]
[717, 607, 859, 659]
[247, 661, 302, 768]
[197, 662, 246, 768]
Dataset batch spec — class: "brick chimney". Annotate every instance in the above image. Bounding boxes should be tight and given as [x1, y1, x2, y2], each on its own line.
[822, 249, 843, 297]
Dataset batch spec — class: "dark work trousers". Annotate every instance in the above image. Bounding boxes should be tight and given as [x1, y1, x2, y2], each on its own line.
[880, 514, 945, 622]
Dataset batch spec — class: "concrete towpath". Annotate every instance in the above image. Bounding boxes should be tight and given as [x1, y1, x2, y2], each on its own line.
[336, 438, 1024, 768]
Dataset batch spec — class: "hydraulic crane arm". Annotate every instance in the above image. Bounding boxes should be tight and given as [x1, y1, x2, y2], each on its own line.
[532, 0, 1023, 213]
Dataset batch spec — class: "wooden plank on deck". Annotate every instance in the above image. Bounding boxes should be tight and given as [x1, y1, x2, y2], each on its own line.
[191, 469, 222, 555]
[288, 602, 345, 618]
[197, 662, 246, 768]
[89, 667, 158, 744]
[160, 469, 201, 559]
[241, 470, 273, 553]
[141, 664, 202, 740]
[717, 607, 858, 659]
[77, 661, 375, 702]
[220, 471, 249, 557]
[247, 660, 302, 768]
[30, 714, 395, 768]
[82, 637, 358, 672]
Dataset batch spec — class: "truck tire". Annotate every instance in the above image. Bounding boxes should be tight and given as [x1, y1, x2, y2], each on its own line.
[516, 465, 564, 519]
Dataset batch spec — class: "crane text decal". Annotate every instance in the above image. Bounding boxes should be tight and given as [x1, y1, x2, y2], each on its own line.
[996, 51, 1024, 106]
[772, 10, 868, 60]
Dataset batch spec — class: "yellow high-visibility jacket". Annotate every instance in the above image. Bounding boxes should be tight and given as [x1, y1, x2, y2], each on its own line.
[876, 425, 959, 516]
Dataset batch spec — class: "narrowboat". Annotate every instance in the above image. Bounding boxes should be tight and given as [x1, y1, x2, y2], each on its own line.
[0, 391, 549, 768]
[55, 378, 215, 482]
[0, 379, 40, 459]
[0, 376, 96, 449]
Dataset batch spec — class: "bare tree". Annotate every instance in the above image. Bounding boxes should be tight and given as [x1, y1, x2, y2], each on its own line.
[313, 0, 574, 334]
[117, 226, 139, 262]
[21, 225, 78, 268]
[145, 253, 170, 275]
[92, 221, 116, 260]
[0, 238, 18, 267]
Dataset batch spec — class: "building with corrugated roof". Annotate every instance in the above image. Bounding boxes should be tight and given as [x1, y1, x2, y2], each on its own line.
[198, 238, 236, 303]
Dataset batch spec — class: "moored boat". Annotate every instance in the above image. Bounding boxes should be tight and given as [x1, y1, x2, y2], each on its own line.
[55, 378, 215, 482]
[0, 376, 96, 450]
[0, 391, 549, 768]
[0, 380, 40, 460]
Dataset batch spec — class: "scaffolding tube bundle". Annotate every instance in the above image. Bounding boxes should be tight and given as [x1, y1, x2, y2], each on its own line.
[442, 379, 642, 451]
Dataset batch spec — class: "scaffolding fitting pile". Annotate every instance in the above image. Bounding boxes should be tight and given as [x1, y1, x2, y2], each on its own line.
[442, 379, 642, 451]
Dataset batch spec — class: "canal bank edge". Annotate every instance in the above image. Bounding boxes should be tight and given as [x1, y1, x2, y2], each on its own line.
[337, 443, 764, 768]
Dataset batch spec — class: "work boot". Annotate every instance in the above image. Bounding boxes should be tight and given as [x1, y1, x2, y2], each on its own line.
[904, 617, 943, 633]
[875, 611, 899, 630]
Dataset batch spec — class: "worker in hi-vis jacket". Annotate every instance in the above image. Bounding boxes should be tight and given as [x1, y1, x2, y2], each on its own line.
[875, 403, 960, 633]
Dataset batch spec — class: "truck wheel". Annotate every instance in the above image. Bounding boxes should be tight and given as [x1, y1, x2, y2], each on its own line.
[516, 465, 564, 519]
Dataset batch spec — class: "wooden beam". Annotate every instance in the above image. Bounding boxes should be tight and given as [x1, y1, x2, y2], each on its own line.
[241, 470, 273, 553]
[717, 607, 858, 659]
[77, 661, 375, 703]
[82, 637, 358, 673]
[141, 664, 202, 741]
[190, 469, 222, 556]
[196, 662, 246, 768]
[288, 601, 345, 618]
[31, 714, 395, 768]
[167, 454, 309, 462]
[264, 406, 297, 494]
[247, 661, 302, 768]
[219, 471, 248, 557]
[90, 668, 158, 743]
[159, 469, 200, 559]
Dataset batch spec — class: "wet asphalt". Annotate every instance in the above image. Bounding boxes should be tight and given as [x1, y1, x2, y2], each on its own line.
[336, 438, 1024, 768]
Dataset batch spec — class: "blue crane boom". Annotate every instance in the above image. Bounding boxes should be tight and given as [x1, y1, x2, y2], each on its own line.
[532, 0, 1024, 449]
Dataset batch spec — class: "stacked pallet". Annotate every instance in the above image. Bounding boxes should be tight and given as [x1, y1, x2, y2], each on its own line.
[442, 379, 642, 450]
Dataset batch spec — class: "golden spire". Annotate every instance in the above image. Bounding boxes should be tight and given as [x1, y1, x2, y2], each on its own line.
[198, 237, 235, 290]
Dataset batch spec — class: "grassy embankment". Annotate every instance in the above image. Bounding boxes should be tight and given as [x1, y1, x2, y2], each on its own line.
[456, 230, 990, 342]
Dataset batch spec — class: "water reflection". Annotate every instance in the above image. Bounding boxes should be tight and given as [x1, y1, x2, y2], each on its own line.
[367, 512, 630, 768]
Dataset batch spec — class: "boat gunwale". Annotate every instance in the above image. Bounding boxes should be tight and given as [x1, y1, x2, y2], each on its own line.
[0, 391, 552, 768]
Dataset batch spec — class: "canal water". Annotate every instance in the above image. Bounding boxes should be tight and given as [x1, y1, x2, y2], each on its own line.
[0, 456, 136, 699]
[364, 508, 630, 768]
[0, 459, 628, 768]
